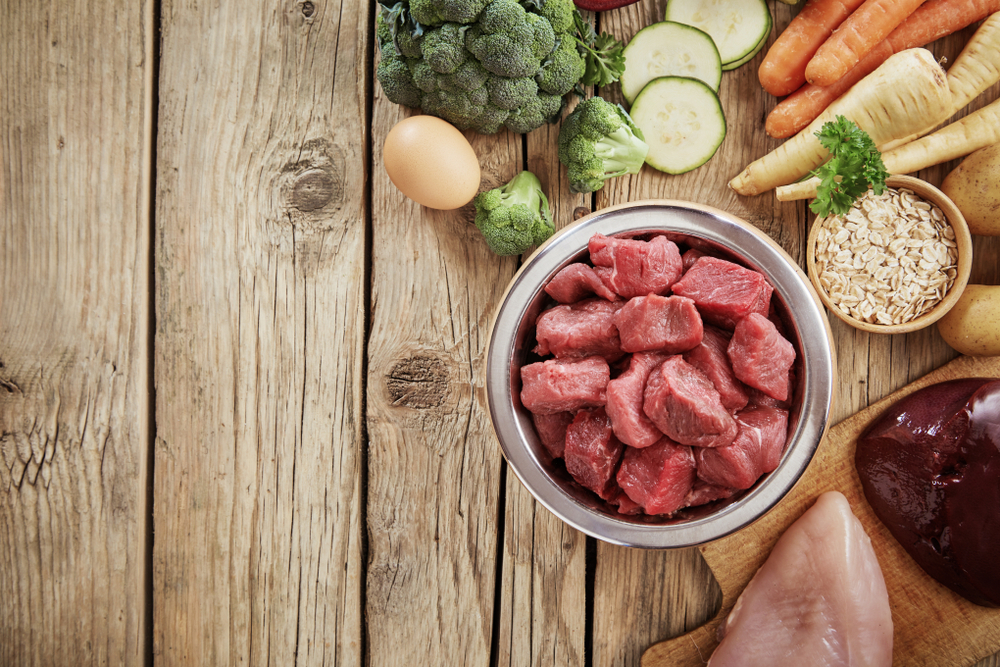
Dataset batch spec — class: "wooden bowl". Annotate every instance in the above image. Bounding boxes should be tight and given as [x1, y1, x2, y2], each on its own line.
[806, 175, 973, 334]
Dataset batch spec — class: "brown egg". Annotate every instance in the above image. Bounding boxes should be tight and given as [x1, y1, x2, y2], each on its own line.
[382, 115, 481, 210]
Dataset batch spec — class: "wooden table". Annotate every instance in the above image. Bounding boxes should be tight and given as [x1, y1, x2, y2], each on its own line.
[2, 1, 998, 665]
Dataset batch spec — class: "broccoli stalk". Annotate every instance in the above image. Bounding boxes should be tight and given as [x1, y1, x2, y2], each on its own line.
[474, 171, 555, 256]
[557, 96, 649, 194]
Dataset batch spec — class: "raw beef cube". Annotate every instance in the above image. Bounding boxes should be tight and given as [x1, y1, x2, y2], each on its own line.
[684, 480, 738, 508]
[613, 295, 704, 354]
[520, 356, 609, 415]
[588, 234, 683, 298]
[564, 408, 624, 500]
[532, 411, 574, 459]
[681, 248, 705, 272]
[695, 406, 789, 489]
[616, 437, 696, 515]
[728, 312, 796, 402]
[544, 263, 618, 303]
[534, 299, 624, 361]
[606, 351, 670, 448]
[683, 326, 749, 412]
[643, 356, 738, 448]
[671, 256, 773, 329]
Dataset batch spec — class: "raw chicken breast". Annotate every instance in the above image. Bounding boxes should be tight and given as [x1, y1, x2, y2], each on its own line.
[708, 491, 893, 667]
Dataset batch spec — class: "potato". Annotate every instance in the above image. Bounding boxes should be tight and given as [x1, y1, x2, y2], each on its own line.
[937, 285, 1000, 356]
[941, 143, 1000, 236]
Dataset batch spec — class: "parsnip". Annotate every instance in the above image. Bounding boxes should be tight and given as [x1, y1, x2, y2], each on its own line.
[947, 12, 1000, 113]
[778, 97, 1000, 200]
[730, 48, 952, 197]
[880, 96, 1000, 174]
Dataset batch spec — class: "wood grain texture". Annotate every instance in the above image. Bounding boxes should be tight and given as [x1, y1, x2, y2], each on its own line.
[492, 115, 591, 667]
[643, 355, 1000, 667]
[153, 0, 368, 664]
[0, 1, 154, 664]
[366, 66, 521, 660]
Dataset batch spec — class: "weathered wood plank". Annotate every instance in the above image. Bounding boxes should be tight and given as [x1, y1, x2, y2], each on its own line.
[0, 1, 154, 664]
[492, 117, 590, 667]
[366, 37, 524, 665]
[365, 77, 519, 658]
[153, 0, 368, 664]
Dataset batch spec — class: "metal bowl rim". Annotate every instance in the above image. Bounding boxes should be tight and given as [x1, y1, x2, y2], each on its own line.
[485, 200, 836, 549]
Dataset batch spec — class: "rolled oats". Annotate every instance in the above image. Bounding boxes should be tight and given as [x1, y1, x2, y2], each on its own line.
[812, 187, 958, 326]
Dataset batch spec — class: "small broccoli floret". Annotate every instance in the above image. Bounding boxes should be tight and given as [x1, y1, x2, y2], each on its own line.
[437, 59, 490, 92]
[465, 0, 540, 78]
[377, 50, 424, 108]
[474, 170, 554, 256]
[487, 76, 539, 111]
[535, 37, 586, 95]
[409, 0, 488, 26]
[505, 92, 563, 134]
[376, 14, 394, 45]
[557, 96, 649, 193]
[422, 86, 504, 131]
[420, 22, 469, 74]
[535, 0, 575, 34]
[470, 104, 511, 134]
[525, 13, 557, 62]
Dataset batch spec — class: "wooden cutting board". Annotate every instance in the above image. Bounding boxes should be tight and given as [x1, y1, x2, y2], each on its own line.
[642, 354, 1000, 667]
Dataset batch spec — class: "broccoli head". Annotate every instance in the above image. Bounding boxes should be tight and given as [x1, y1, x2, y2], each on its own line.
[474, 170, 554, 256]
[375, 0, 626, 134]
[557, 96, 649, 193]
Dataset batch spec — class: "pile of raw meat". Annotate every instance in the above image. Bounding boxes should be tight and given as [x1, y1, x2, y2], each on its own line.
[519, 232, 798, 518]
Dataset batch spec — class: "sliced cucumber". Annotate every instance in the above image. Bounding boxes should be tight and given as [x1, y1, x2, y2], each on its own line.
[665, 0, 771, 70]
[629, 76, 726, 175]
[721, 29, 767, 71]
[620, 22, 722, 105]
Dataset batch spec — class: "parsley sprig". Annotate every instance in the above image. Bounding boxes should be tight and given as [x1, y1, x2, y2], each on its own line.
[809, 116, 889, 218]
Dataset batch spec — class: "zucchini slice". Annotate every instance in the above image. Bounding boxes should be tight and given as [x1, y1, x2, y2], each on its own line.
[620, 21, 722, 105]
[665, 0, 771, 70]
[629, 76, 726, 175]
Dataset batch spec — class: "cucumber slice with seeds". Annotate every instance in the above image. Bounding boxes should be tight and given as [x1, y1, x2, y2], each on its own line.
[629, 76, 726, 175]
[665, 0, 771, 71]
[621, 22, 722, 105]
[721, 29, 768, 71]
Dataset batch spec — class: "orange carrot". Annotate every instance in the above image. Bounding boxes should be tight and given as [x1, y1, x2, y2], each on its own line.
[805, 0, 926, 87]
[759, 0, 867, 97]
[767, 0, 1000, 138]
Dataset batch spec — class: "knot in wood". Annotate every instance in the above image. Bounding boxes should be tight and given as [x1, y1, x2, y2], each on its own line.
[291, 169, 335, 212]
[386, 356, 448, 409]
[300, 1, 315, 17]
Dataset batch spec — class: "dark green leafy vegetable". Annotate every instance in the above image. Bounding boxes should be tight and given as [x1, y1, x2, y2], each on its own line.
[375, 0, 626, 135]
[809, 115, 889, 218]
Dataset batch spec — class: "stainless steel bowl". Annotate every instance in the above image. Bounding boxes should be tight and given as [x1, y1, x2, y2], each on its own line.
[485, 200, 836, 548]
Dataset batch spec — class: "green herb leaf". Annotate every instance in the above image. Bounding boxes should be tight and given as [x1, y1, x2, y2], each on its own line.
[809, 115, 888, 218]
[573, 11, 626, 88]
